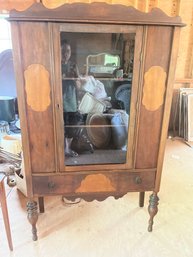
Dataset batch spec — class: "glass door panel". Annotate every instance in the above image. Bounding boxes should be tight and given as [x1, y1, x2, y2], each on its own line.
[60, 31, 135, 166]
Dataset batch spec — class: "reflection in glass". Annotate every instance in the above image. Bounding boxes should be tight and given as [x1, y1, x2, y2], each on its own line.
[61, 32, 135, 166]
[86, 53, 120, 77]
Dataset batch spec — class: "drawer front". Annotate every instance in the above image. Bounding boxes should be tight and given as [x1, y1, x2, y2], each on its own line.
[32, 170, 156, 196]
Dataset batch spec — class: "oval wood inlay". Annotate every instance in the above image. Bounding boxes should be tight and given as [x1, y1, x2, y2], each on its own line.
[76, 174, 115, 193]
[142, 66, 167, 111]
[24, 64, 51, 112]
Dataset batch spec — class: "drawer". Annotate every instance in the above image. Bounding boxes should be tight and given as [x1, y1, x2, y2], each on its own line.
[32, 170, 156, 196]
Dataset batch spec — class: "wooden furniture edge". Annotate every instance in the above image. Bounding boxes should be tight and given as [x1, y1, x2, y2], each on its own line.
[8, 2, 185, 27]
[155, 27, 181, 192]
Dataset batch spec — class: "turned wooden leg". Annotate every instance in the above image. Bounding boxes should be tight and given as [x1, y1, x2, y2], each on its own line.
[139, 192, 145, 207]
[38, 197, 45, 213]
[148, 192, 159, 232]
[0, 176, 13, 251]
[27, 200, 38, 241]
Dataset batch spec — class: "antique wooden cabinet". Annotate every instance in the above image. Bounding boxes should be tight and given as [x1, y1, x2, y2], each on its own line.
[9, 2, 184, 240]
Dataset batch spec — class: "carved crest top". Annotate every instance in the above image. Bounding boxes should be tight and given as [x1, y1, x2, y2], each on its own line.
[9, 2, 184, 27]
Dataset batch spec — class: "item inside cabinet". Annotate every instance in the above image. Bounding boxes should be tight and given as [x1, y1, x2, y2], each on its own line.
[61, 31, 133, 166]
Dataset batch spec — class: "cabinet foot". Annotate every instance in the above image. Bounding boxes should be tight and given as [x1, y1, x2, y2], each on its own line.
[148, 192, 159, 232]
[38, 197, 45, 213]
[27, 200, 38, 241]
[139, 192, 145, 207]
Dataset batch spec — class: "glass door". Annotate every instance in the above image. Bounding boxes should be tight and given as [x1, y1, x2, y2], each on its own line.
[53, 23, 143, 170]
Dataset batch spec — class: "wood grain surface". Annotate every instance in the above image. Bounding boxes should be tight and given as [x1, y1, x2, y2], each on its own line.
[75, 174, 116, 193]
[142, 66, 166, 111]
[24, 64, 51, 112]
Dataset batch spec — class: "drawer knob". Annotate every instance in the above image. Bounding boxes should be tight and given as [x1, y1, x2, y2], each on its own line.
[134, 176, 142, 184]
[48, 181, 55, 189]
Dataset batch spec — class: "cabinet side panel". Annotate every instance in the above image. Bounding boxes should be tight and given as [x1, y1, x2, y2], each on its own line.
[10, 22, 33, 197]
[135, 26, 173, 169]
[18, 22, 56, 173]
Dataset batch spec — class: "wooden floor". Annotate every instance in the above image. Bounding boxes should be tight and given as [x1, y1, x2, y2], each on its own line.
[1, 138, 193, 257]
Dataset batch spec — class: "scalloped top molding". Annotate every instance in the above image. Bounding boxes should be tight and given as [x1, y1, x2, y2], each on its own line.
[9, 2, 184, 27]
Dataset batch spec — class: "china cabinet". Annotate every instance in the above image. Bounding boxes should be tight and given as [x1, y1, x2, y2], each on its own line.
[8, 2, 184, 240]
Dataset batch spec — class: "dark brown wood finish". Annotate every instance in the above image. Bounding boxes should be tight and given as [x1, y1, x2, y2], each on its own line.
[32, 170, 156, 196]
[11, 22, 34, 197]
[27, 200, 38, 241]
[15, 22, 56, 173]
[51, 22, 144, 172]
[9, 3, 184, 27]
[8, 2, 183, 239]
[135, 26, 173, 169]
[155, 27, 181, 192]
[148, 192, 159, 232]
[38, 197, 45, 213]
[139, 192, 145, 207]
